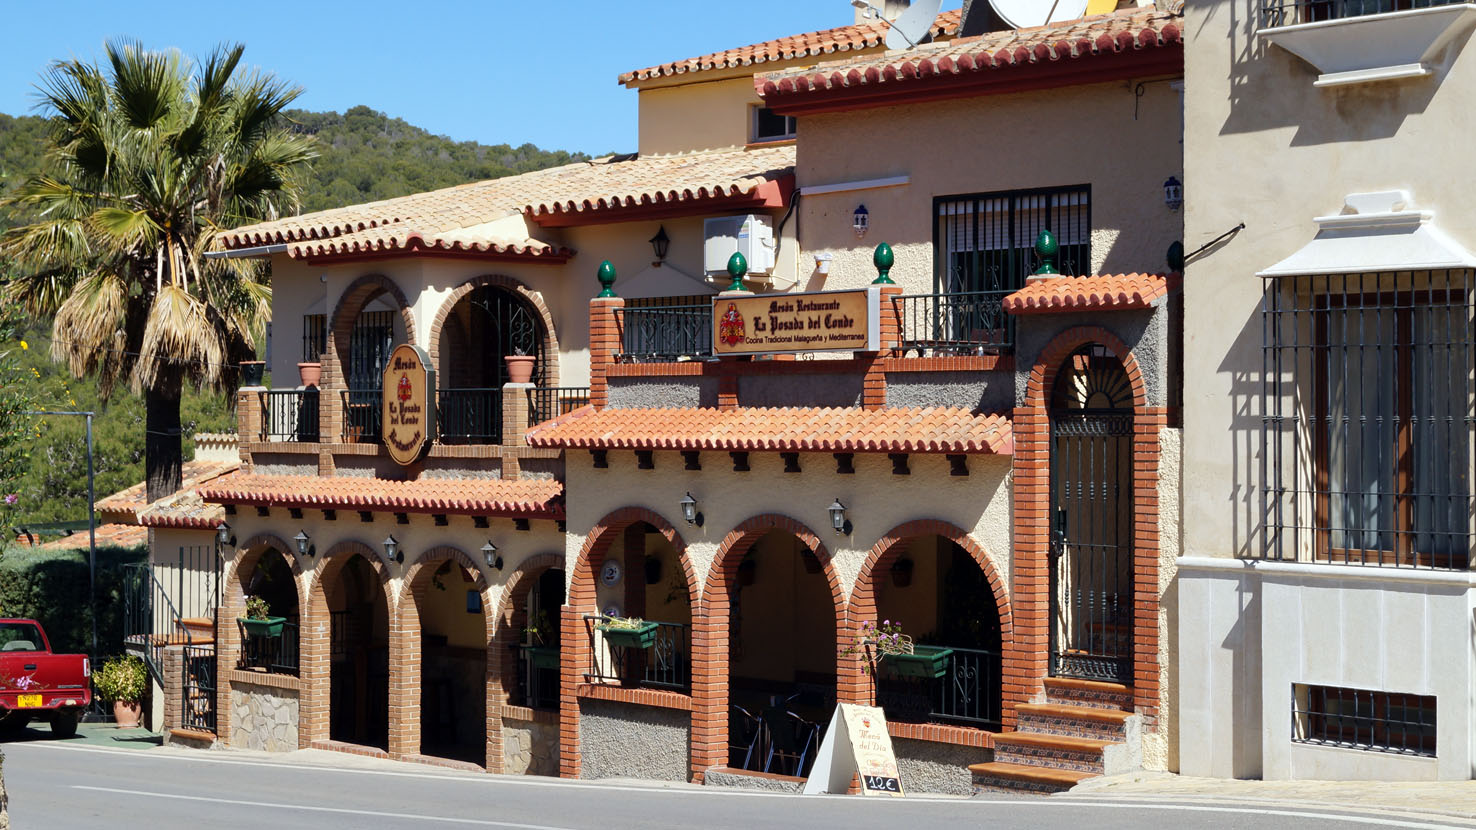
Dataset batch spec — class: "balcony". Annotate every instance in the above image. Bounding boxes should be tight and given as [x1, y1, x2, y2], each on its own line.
[618, 303, 713, 362]
[1259, 0, 1476, 87]
[892, 290, 1014, 356]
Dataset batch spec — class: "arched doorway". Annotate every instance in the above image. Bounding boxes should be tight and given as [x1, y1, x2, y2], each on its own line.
[326, 554, 390, 749]
[515, 568, 565, 714]
[408, 557, 488, 765]
[438, 285, 548, 444]
[238, 548, 301, 673]
[1049, 343, 1134, 683]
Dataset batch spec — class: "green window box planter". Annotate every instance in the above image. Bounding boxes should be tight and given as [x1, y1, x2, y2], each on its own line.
[882, 645, 954, 679]
[596, 621, 660, 650]
[526, 646, 561, 670]
[239, 616, 287, 638]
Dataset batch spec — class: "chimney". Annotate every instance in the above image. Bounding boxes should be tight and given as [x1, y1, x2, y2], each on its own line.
[855, 0, 912, 25]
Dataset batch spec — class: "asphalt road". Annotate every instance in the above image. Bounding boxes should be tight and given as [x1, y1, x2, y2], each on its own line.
[3, 730, 1472, 830]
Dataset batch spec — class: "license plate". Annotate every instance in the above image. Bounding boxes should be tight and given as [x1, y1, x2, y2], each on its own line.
[16, 693, 42, 708]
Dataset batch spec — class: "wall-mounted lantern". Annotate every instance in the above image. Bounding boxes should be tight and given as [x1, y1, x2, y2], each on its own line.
[679, 492, 704, 527]
[853, 205, 870, 238]
[828, 498, 851, 534]
[481, 540, 503, 571]
[293, 529, 313, 557]
[1164, 176, 1183, 211]
[649, 226, 671, 263]
[216, 521, 235, 547]
[382, 534, 402, 564]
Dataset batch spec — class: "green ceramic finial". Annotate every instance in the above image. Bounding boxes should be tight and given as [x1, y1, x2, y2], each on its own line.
[1033, 229, 1059, 276]
[1167, 240, 1186, 273]
[596, 260, 617, 298]
[872, 242, 895, 285]
[726, 252, 748, 292]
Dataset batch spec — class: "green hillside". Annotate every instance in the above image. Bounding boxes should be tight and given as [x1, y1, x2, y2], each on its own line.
[0, 105, 590, 529]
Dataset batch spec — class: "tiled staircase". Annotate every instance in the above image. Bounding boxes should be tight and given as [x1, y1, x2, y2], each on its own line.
[971, 678, 1141, 795]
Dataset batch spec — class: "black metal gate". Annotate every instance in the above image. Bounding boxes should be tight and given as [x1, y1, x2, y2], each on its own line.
[1049, 346, 1134, 683]
[182, 644, 216, 733]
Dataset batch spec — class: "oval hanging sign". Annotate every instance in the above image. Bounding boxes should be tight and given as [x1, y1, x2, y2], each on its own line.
[382, 343, 436, 466]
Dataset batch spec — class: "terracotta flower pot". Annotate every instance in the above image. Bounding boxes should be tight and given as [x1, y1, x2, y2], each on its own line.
[297, 362, 322, 387]
[113, 699, 142, 728]
[505, 355, 536, 384]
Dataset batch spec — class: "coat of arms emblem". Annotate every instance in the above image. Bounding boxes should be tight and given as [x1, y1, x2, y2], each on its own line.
[718, 302, 746, 347]
[397, 373, 412, 402]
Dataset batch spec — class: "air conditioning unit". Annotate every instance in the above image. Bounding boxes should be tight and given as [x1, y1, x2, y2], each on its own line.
[704, 214, 776, 277]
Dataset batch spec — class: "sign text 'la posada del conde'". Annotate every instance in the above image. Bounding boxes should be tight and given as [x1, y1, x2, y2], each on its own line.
[382, 343, 436, 466]
[714, 287, 881, 356]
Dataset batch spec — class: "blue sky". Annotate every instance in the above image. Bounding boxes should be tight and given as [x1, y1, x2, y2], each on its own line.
[2, 0, 962, 155]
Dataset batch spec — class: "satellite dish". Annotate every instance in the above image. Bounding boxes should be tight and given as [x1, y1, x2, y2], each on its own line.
[987, 0, 1089, 29]
[885, 0, 944, 50]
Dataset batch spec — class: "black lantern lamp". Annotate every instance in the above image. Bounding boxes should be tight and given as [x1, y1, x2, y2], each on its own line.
[679, 492, 704, 527]
[481, 540, 503, 571]
[216, 521, 235, 547]
[828, 499, 851, 534]
[293, 529, 313, 557]
[382, 534, 402, 564]
[649, 226, 671, 264]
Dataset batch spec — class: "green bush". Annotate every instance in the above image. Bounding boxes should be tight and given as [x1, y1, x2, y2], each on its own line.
[94, 655, 146, 702]
[0, 545, 145, 655]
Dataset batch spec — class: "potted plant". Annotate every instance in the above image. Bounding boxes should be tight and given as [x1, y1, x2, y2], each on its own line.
[523, 609, 560, 670]
[95, 655, 147, 728]
[239, 596, 287, 638]
[297, 361, 322, 387]
[504, 348, 536, 384]
[595, 615, 660, 650]
[841, 619, 954, 679]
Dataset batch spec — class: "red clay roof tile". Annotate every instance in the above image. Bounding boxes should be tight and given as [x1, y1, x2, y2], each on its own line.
[1002, 273, 1176, 314]
[198, 474, 564, 519]
[526, 406, 1011, 455]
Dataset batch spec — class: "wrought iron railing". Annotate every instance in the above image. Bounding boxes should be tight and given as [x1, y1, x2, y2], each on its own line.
[527, 387, 590, 426]
[259, 389, 320, 442]
[182, 644, 217, 734]
[437, 388, 503, 444]
[514, 644, 561, 711]
[876, 645, 1001, 729]
[1262, 0, 1463, 26]
[583, 616, 690, 691]
[302, 314, 327, 363]
[340, 389, 382, 443]
[893, 290, 1014, 355]
[1292, 683, 1436, 757]
[237, 620, 300, 676]
[619, 304, 713, 361]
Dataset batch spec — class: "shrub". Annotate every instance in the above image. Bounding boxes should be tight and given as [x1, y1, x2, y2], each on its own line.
[0, 545, 146, 655]
[94, 655, 147, 702]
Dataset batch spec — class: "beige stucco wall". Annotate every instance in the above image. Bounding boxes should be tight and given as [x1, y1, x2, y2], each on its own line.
[637, 75, 769, 156]
[792, 80, 1185, 296]
[562, 449, 1013, 606]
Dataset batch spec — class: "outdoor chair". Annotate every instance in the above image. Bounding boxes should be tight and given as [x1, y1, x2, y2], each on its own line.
[729, 705, 762, 770]
[761, 707, 817, 777]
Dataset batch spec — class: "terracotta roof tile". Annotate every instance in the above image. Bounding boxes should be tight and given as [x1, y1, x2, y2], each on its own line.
[198, 474, 565, 519]
[757, 8, 1181, 104]
[619, 10, 962, 85]
[526, 406, 1011, 455]
[221, 145, 795, 256]
[33, 524, 150, 551]
[95, 458, 240, 524]
[1002, 273, 1176, 314]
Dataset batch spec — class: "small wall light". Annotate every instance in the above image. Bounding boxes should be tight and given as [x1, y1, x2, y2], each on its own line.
[649, 226, 670, 263]
[679, 492, 704, 527]
[382, 534, 402, 564]
[481, 540, 503, 571]
[216, 521, 235, 547]
[853, 205, 869, 238]
[813, 252, 833, 276]
[828, 499, 851, 534]
[1164, 176, 1183, 211]
[293, 529, 312, 557]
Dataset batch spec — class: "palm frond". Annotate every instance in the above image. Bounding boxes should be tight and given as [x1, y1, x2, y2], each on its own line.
[50, 269, 130, 384]
[134, 282, 224, 390]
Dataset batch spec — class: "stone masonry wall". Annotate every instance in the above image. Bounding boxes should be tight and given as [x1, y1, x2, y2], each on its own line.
[502, 716, 560, 776]
[230, 680, 300, 752]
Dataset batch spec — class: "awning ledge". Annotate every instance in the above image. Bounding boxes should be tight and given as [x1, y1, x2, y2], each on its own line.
[1259, 190, 1476, 277]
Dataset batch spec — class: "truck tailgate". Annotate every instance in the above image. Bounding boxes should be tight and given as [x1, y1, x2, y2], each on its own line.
[0, 653, 92, 710]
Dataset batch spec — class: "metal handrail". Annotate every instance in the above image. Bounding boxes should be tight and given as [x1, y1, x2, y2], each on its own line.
[1261, 0, 1461, 27]
[340, 388, 382, 443]
[259, 388, 320, 442]
[237, 620, 300, 676]
[618, 304, 713, 361]
[875, 644, 1002, 729]
[437, 388, 503, 444]
[892, 289, 1014, 355]
[527, 387, 590, 426]
[583, 615, 690, 691]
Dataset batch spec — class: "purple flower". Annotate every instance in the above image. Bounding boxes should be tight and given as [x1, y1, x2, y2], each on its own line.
[2, 494, 16, 506]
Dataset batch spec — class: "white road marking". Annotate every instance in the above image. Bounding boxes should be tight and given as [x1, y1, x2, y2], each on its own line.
[73, 786, 577, 829]
[973, 799, 1472, 829]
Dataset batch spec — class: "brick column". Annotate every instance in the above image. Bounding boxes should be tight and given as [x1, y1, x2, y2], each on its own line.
[589, 298, 624, 409]
[1005, 402, 1051, 726]
[501, 383, 532, 447]
[162, 646, 183, 731]
[558, 601, 587, 779]
[877, 283, 903, 353]
[236, 383, 263, 465]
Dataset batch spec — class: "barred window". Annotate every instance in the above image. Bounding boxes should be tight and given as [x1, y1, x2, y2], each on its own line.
[1293, 684, 1436, 757]
[934, 185, 1089, 295]
[1261, 270, 1475, 568]
[302, 314, 326, 363]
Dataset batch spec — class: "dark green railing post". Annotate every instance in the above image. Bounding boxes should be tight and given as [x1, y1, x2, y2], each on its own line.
[1033, 229, 1059, 276]
[872, 242, 895, 285]
[597, 260, 617, 297]
[725, 252, 748, 292]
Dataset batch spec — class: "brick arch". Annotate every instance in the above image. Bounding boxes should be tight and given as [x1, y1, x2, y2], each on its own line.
[489, 551, 565, 776]
[427, 274, 562, 388]
[320, 274, 417, 440]
[560, 508, 695, 780]
[215, 533, 308, 747]
[391, 546, 493, 767]
[301, 540, 397, 749]
[1014, 324, 1163, 727]
[851, 520, 1013, 726]
[689, 513, 845, 782]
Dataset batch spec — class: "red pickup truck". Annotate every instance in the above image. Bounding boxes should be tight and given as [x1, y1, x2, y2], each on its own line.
[0, 618, 92, 738]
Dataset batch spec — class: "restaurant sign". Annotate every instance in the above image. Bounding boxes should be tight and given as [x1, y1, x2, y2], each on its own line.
[382, 343, 437, 466]
[713, 287, 880, 356]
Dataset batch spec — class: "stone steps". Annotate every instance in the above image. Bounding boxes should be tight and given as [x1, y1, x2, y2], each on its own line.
[970, 680, 1140, 797]
[1015, 702, 1133, 742]
[969, 761, 1095, 794]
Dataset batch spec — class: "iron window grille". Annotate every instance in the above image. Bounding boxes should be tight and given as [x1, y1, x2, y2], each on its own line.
[1292, 683, 1436, 757]
[302, 314, 327, 363]
[933, 185, 1090, 297]
[1262, 0, 1465, 27]
[1261, 270, 1475, 569]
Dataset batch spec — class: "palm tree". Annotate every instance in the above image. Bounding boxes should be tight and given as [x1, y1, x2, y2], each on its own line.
[2, 41, 315, 500]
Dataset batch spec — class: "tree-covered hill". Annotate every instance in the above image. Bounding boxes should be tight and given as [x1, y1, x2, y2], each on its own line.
[0, 105, 592, 528]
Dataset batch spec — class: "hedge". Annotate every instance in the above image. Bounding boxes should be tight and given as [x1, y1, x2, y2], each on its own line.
[0, 545, 146, 656]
